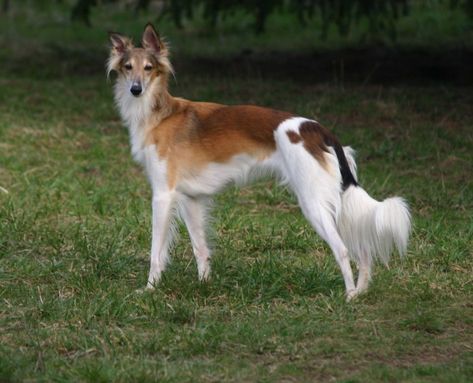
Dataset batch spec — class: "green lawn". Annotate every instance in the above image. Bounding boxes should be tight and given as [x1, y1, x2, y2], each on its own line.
[1, 5, 473, 383]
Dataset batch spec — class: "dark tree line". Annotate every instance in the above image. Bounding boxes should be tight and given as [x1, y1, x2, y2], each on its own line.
[2, 0, 10, 13]
[3, 0, 473, 39]
[167, 0, 410, 36]
[71, 0, 473, 37]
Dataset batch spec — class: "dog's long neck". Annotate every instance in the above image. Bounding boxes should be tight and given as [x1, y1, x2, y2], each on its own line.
[115, 76, 174, 163]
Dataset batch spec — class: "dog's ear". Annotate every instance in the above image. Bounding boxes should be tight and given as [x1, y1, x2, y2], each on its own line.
[107, 32, 132, 78]
[109, 32, 133, 55]
[142, 23, 166, 55]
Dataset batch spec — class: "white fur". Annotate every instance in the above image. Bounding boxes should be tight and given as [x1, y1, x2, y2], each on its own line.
[274, 118, 356, 296]
[275, 118, 343, 218]
[338, 186, 411, 266]
[114, 77, 159, 165]
[115, 91, 411, 299]
[177, 153, 282, 197]
[178, 195, 213, 280]
[142, 145, 176, 287]
[336, 147, 411, 294]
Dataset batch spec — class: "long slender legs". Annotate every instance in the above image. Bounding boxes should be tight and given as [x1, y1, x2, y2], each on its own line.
[355, 253, 372, 294]
[147, 191, 176, 289]
[299, 199, 357, 300]
[179, 196, 211, 281]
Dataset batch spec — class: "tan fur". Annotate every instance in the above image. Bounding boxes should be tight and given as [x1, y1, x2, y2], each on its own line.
[108, 25, 411, 300]
[108, 25, 292, 189]
[285, 121, 343, 171]
[148, 98, 292, 188]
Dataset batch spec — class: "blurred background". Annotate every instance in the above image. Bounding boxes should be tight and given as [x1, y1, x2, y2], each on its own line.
[1, 2, 472, 382]
[1, 0, 473, 83]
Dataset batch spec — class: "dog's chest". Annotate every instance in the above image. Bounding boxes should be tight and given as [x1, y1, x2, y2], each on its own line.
[116, 85, 154, 165]
[142, 145, 168, 191]
[128, 120, 148, 165]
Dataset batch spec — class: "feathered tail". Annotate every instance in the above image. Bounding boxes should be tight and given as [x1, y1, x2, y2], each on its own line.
[338, 182, 411, 266]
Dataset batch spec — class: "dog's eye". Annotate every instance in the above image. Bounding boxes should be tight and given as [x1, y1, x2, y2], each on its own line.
[124, 63, 132, 70]
[144, 65, 153, 71]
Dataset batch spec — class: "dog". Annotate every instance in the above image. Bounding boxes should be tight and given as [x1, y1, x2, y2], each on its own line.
[107, 23, 411, 300]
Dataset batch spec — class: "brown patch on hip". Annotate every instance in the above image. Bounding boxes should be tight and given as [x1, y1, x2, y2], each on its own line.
[286, 130, 302, 144]
[286, 121, 333, 165]
[286, 120, 358, 190]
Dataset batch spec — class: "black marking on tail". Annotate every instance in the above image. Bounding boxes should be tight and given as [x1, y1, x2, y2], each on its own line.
[329, 140, 358, 191]
[306, 121, 358, 191]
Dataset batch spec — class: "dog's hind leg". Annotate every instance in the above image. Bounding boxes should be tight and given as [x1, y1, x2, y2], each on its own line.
[274, 118, 356, 299]
[299, 199, 356, 300]
[179, 196, 211, 281]
[355, 253, 372, 294]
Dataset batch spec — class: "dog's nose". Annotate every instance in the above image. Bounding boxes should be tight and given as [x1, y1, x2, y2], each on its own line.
[130, 83, 142, 96]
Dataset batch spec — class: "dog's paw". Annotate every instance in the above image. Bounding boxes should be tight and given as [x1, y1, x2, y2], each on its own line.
[198, 268, 210, 282]
[346, 289, 358, 302]
[197, 261, 211, 282]
[135, 285, 155, 294]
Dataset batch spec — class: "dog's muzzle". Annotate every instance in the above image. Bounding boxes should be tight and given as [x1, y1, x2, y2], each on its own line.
[130, 82, 142, 97]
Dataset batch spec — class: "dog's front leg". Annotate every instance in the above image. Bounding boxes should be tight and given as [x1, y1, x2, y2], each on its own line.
[147, 191, 176, 289]
[179, 195, 211, 281]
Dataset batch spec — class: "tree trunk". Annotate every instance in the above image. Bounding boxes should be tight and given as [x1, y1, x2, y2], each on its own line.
[2, 0, 10, 14]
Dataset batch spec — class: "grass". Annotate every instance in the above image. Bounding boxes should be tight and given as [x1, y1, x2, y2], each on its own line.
[1, 4, 473, 383]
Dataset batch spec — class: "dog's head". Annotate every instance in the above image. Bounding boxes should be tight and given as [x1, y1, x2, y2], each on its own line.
[107, 23, 173, 97]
